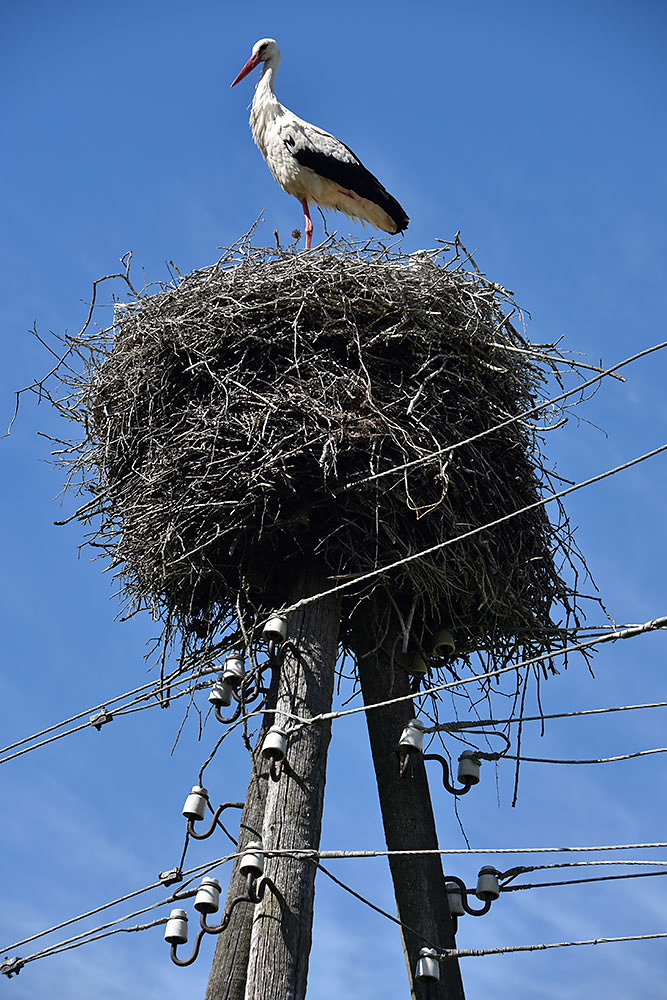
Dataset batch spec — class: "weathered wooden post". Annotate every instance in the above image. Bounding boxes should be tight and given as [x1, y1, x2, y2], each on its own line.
[57, 237, 590, 999]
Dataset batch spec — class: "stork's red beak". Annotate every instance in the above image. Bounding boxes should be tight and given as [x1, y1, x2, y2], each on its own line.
[230, 53, 261, 87]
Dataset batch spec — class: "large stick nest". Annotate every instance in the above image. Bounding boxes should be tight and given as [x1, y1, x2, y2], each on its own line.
[53, 235, 598, 680]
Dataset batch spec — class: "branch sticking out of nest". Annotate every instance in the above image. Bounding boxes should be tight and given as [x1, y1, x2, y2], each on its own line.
[46, 234, 602, 692]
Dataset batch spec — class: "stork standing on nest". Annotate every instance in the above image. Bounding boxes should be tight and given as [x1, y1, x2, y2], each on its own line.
[231, 38, 409, 249]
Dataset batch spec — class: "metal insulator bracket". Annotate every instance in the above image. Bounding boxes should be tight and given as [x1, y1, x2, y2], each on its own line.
[0, 957, 24, 979]
[445, 874, 493, 916]
[89, 708, 113, 731]
[159, 867, 183, 887]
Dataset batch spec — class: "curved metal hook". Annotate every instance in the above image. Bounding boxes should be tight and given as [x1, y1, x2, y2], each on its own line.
[268, 754, 284, 782]
[214, 701, 243, 725]
[170, 928, 206, 967]
[398, 748, 472, 796]
[201, 872, 268, 935]
[186, 801, 243, 841]
[446, 875, 492, 916]
[422, 753, 473, 796]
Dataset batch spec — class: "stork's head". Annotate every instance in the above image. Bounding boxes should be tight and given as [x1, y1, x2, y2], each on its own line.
[231, 38, 281, 87]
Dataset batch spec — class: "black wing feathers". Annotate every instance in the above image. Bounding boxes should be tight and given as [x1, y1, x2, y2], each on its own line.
[291, 143, 409, 233]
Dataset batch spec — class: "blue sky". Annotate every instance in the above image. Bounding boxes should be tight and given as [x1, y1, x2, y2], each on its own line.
[1, 1, 666, 997]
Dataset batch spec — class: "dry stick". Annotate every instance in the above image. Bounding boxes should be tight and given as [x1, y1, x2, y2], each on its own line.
[285, 443, 667, 619]
[4, 253, 138, 437]
[335, 339, 667, 494]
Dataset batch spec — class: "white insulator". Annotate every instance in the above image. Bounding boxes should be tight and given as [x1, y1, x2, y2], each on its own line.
[222, 654, 245, 687]
[432, 627, 455, 657]
[262, 615, 288, 643]
[182, 785, 208, 821]
[239, 840, 265, 877]
[476, 866, 501, 901]
[208, 677, 233, 707]
[408, 652, 427, 674]
[262, 725, 287, 760]
[164, 908, 188, 944]
[398, 718, 425, 752]
[446, 882, 465, 916]
[195, 876, 221, 914]
[457, 751, 481, 786]
[415, 947, 440, 982]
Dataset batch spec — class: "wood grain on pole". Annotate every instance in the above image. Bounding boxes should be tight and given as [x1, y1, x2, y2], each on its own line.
[205, 668, 281, 1000]
[352, 608, 466, 1000]
[243, 560, 341, 1000]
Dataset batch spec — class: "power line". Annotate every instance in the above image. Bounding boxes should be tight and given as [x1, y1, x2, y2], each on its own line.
[303, 616, 667, 729]
[18, 893, 195, 967]
[0, 851, 237, 954]
[6, 845, 667, 964]
[501, 870, 667, 892]
[336, 339, 667, 493]
[425, 699, 667, 733]
[502, 748, 667, 766]
[8, 857, 667, 977]
[282, 842, 667, 859]
[198, 617, 667, 780]
[436, 931, 667, 961]
[0, 669, 217, 766]
[281, 444, 667, 619]
[0, 668, 203, 756]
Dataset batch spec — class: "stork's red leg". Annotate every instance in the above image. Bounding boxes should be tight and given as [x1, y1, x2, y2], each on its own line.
[301, 198, 313, 250]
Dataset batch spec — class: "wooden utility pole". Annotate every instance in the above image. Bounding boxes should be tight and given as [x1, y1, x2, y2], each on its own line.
[242, 560, 341, 1000]
[205, 666, 280, 1000]
[352, 608, 466, 1000]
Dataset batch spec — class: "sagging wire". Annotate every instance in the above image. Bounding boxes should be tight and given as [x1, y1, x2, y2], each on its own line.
[219, 616, 667, 741]
[0, 666, 219, 766]
[336, 339, 667, 495]
[4, 849, 667, 977]
[280, 445, 667, 620]
[425, 931, 667, 964]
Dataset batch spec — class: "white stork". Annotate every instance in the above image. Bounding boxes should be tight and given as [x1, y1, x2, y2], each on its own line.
[231, 38, 409, 249]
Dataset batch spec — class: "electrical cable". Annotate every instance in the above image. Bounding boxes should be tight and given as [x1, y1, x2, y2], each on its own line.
[425, 699, 667, 733]
[436, 931, 667, 961]
[336, 339, 667, 493]
[501, 748, 667, 765]
[282, 444, 667, 618]
[500, 870, 667, 892]
[0, 668, 217, 766]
